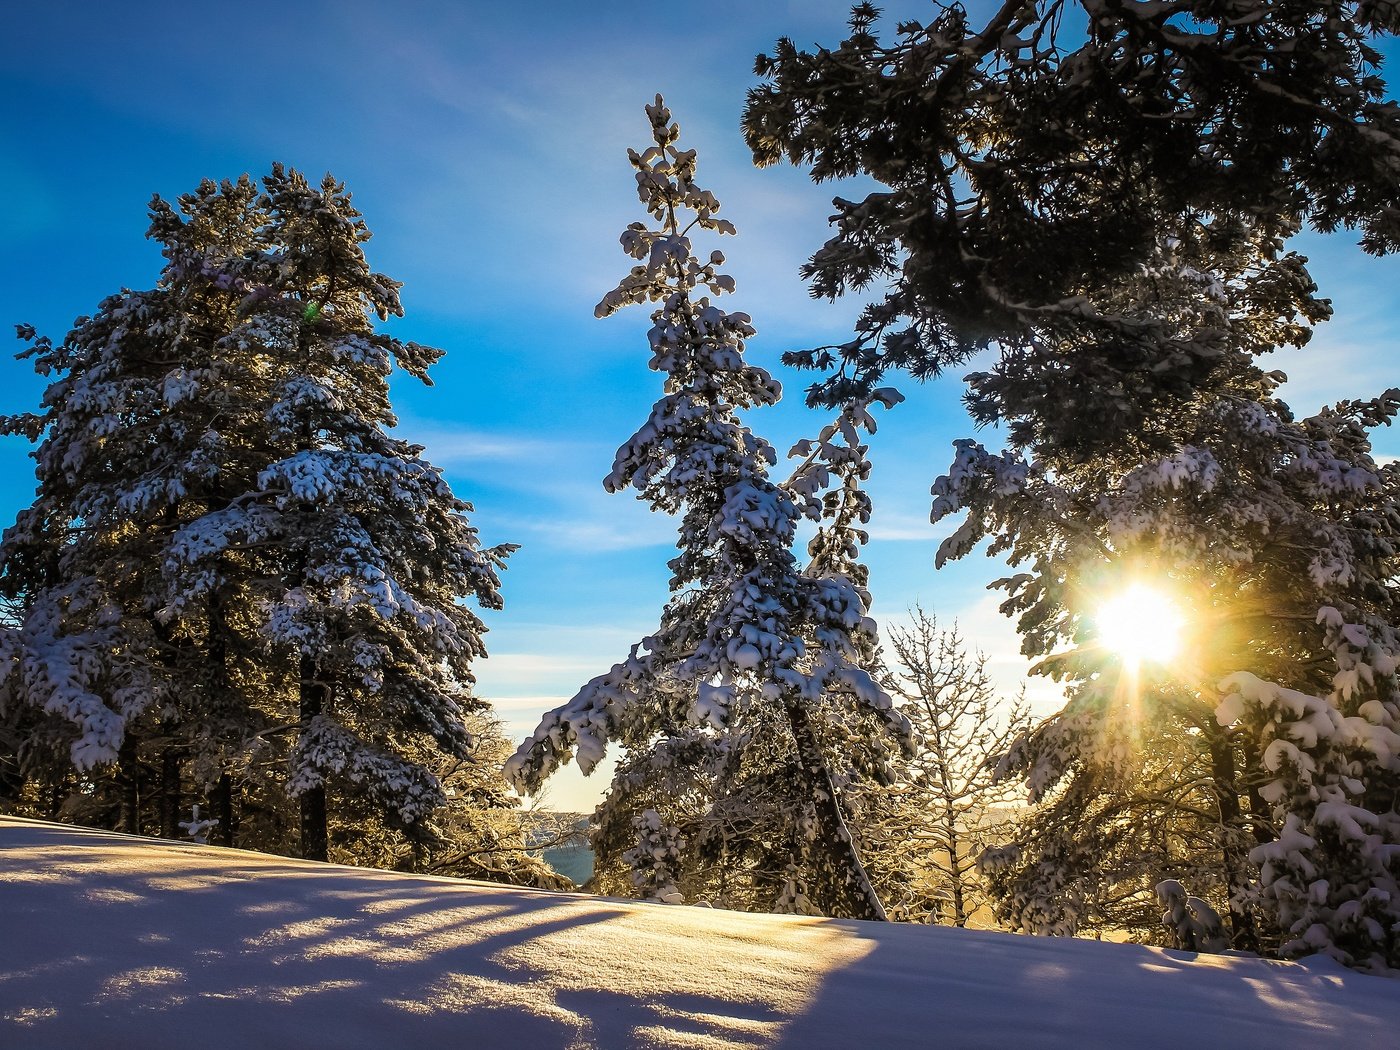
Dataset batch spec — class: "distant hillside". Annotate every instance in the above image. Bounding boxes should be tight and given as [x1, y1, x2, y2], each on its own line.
[2, 817, 1396, 1049]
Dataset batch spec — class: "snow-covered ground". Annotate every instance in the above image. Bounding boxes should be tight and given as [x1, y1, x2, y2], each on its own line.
[2, 817, 1395, 1049]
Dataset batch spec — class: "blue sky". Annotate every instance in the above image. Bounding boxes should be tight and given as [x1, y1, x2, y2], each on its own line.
[4, 2, 1398, 809]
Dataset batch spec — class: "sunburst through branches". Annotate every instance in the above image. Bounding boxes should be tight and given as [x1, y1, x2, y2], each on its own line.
[1095, 584, 1186, 671]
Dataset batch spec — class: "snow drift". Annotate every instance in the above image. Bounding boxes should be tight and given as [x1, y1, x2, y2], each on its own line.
[1, 817, 1395, 1049]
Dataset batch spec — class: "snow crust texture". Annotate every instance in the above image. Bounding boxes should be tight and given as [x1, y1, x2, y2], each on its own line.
[3, 818, 1397, 1050]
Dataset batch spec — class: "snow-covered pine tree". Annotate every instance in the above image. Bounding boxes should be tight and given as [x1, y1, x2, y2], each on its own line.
[874, 609, 1030, 926]
[741, 3, 1400, 966]
[586, 392, 909, 916]
[505, 97, 911, 919]
[1, 170, 513, 864]
[0, 176, 271, 836]
[1156, 879, 1229, 954]
[168, 166, 514, 861]
[931, 235, 1400, 962]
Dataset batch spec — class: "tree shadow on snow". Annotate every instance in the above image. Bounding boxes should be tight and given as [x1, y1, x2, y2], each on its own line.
[1, 820, 787, 1049]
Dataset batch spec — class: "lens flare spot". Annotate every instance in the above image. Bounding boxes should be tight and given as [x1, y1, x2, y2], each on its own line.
[1097, 584, 1184, 667]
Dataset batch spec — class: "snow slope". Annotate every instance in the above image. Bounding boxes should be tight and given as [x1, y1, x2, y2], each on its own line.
[1, 818, 1395, 1049]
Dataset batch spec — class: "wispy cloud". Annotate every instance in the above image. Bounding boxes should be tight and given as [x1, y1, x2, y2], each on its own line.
[478, 652, 613, 687]
[1276, 336, 1396, 410]
[395, 421, 571, 466]
[385, 422, 681, 552]
[865, 509, 946, 543]
[486, 694, 571, 717]
[1276, 236, 1400, 410]
[509, 515, 674, 553]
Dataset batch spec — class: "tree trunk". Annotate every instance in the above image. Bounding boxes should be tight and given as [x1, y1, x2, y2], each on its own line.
[210, 772, 238, 848]
[784, 700, 887, 921]
[159, 749, 181, 839]
[299, 651, 328, 863]
[117, 735, 141, 834]
[945, 822, 967, 927]
[935, 751, 968, 927]
[205, 584, 237, 849]
[47, 781, 66, 822]
[1207, 726, 1256, 951]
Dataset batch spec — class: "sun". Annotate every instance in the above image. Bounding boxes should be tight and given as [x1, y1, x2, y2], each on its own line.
[1096, 583, 1185, 668]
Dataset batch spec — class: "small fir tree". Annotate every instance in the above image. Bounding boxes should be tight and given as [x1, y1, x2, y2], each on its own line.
[1156, 879, 1230, 954]
[506, 97, 911, 920]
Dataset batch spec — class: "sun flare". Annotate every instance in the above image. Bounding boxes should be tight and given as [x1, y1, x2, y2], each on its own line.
[1096, 584, 1185, 668]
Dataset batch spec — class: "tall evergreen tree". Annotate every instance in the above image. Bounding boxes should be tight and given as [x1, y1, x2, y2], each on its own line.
[0, 170, 513, 864]
[0, 176, 271, 835]
[505, 98, 912, 919]
[743, 3, 1400, 966]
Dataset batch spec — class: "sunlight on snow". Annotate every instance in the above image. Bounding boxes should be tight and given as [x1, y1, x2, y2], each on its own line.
[0, 822, 876, 1047]
[5, 820, 1399, 1049]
